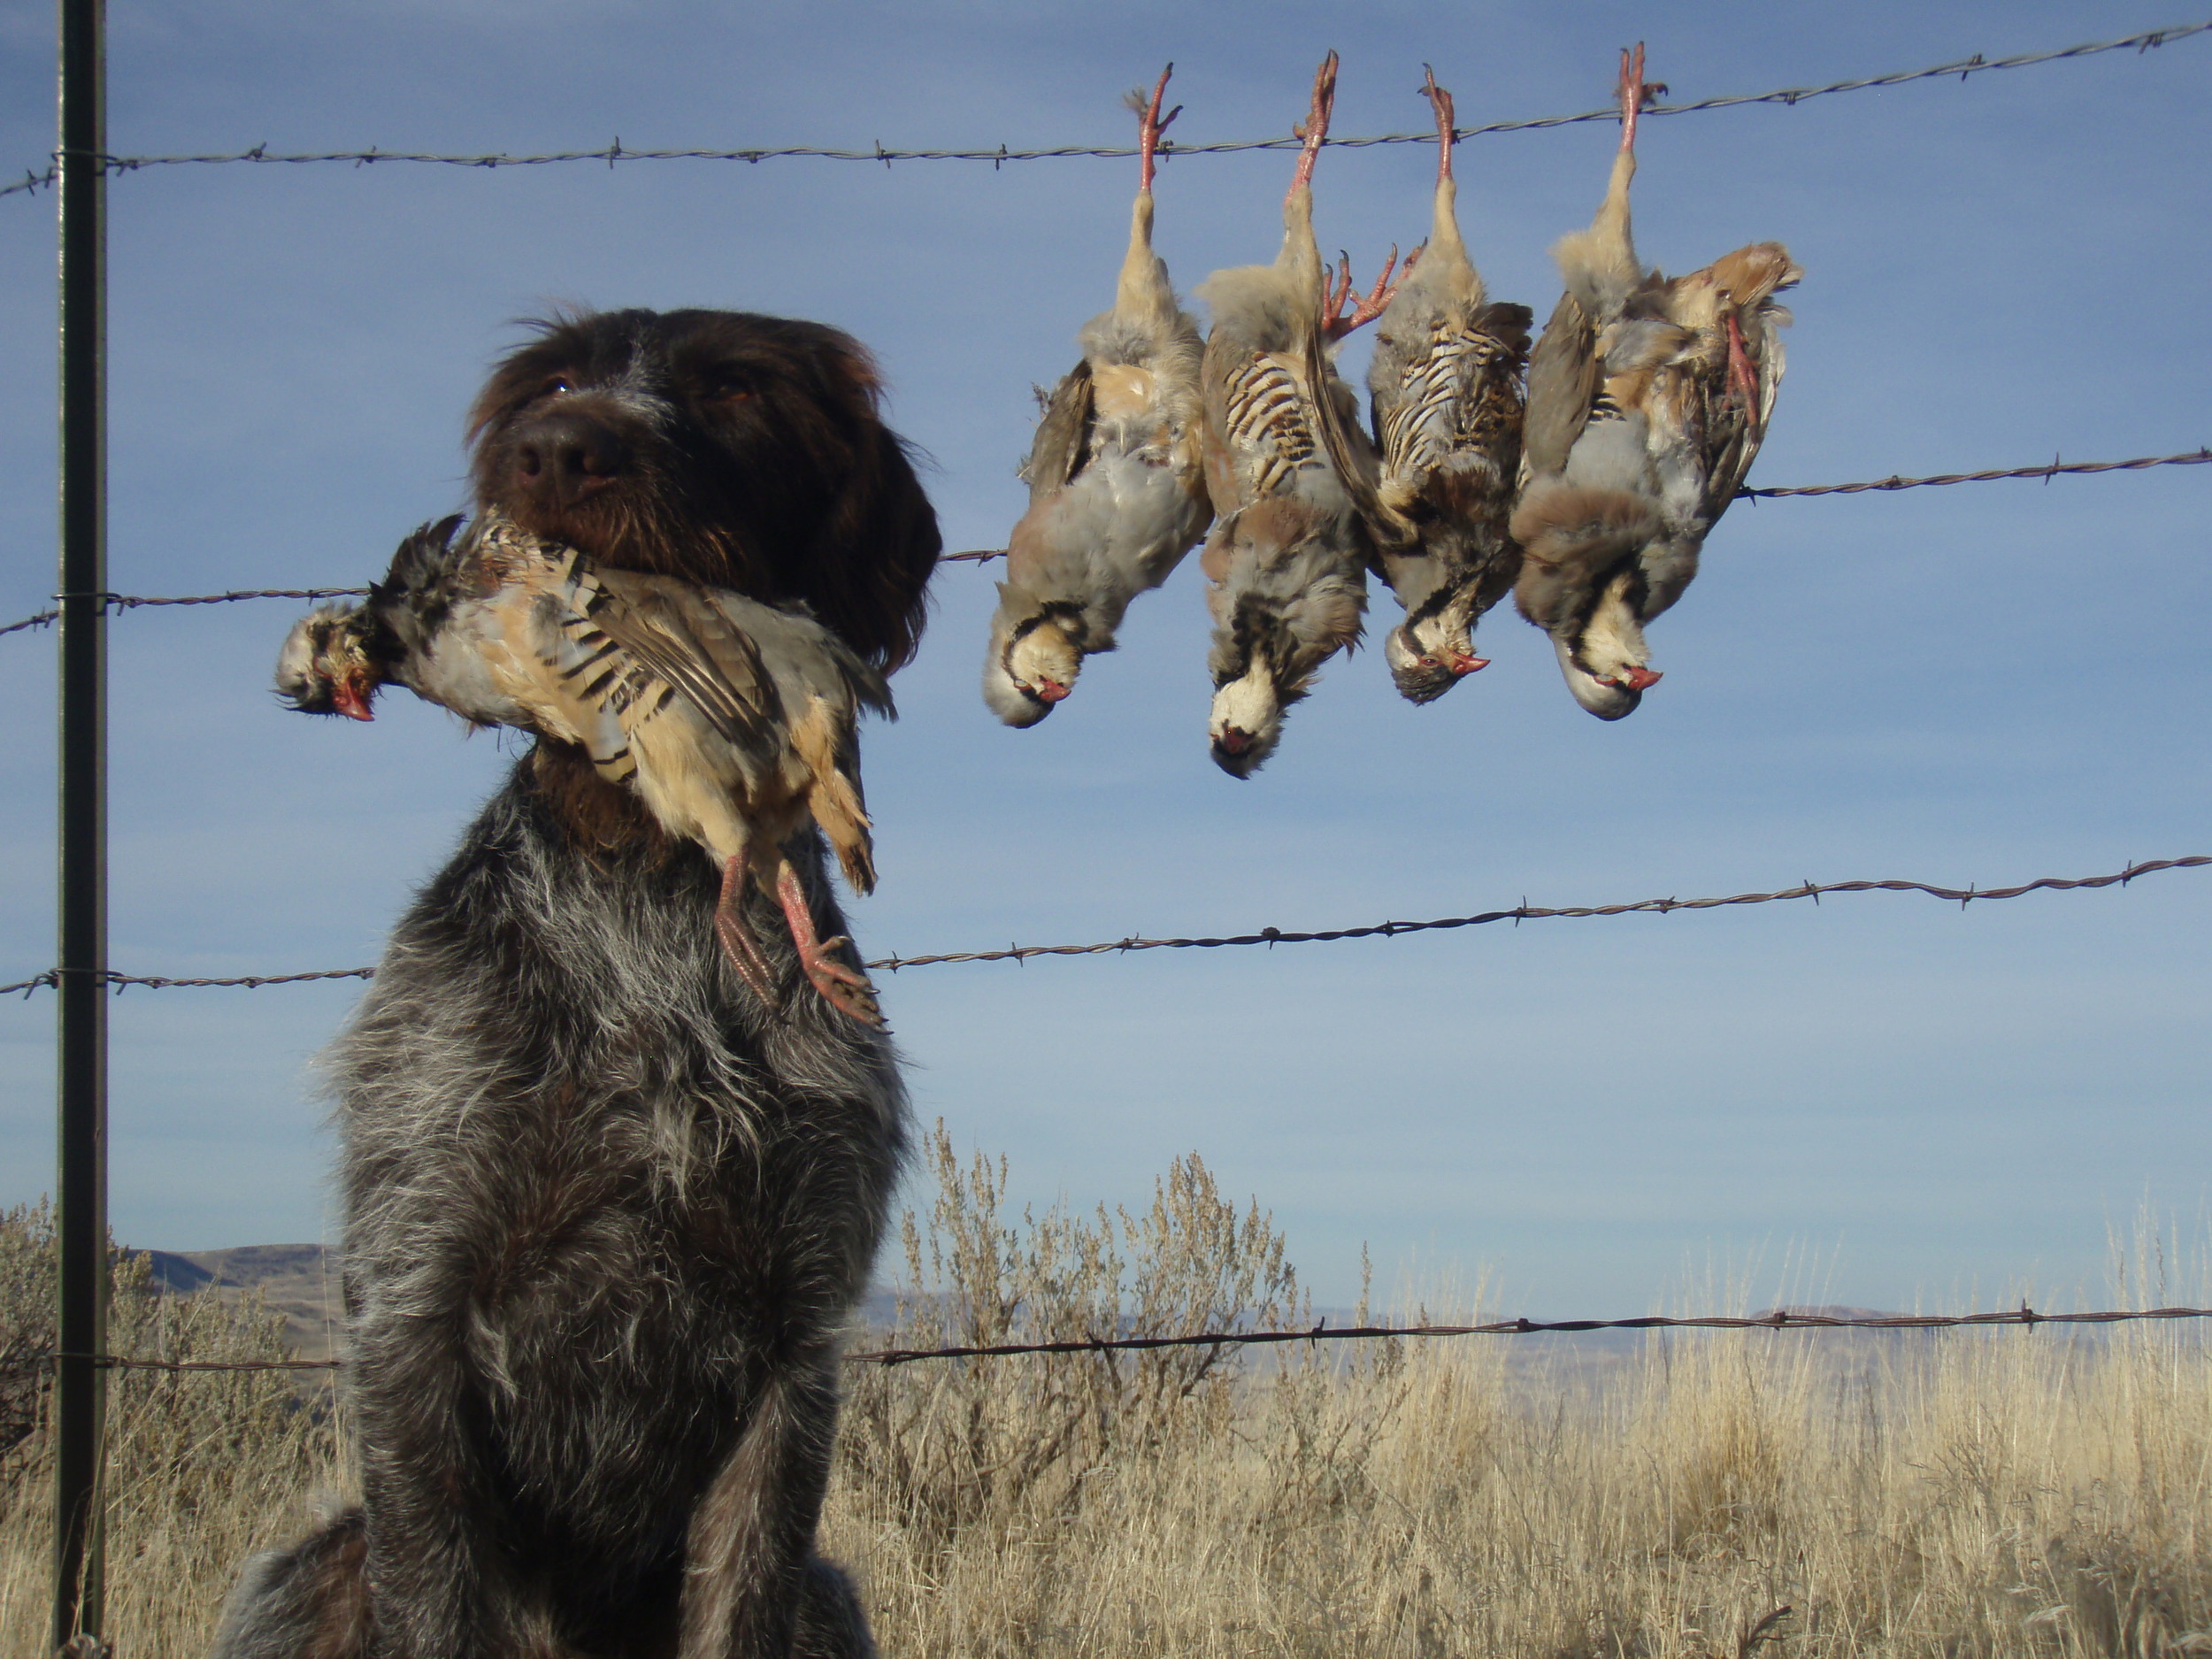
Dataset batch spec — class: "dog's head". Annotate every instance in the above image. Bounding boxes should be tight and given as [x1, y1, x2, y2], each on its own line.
[469, 308, 941, 672]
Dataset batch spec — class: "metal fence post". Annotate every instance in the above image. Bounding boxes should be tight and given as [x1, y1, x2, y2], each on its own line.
[54, 0, 108, 1650]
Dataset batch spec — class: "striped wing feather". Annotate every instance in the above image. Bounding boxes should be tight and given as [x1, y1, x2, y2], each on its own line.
[1522, 290, 1599, 480]
[1019, 360, 1094, 506]
[575, 565, 785, 768]
[1299, 329, 1399, 544]
[1214, 346, 1316, 503]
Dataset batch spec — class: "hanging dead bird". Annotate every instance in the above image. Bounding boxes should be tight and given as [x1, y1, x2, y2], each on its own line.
[1195, 50, 1405, 775]
[983, 66, 1214, 727]
[1511, 42, 1799, 719]
[277, 513, 894, 1025]
[1334, 66, 1532, 705]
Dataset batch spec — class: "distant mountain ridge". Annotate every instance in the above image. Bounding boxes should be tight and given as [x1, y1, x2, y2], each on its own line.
[142, 1243, 343, 1363]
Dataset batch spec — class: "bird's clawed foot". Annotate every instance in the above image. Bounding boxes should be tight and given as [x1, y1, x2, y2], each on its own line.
[775, 862, 885, 1028]
[1325, 244, 1414, 341]
[1419, 65, 1456, 184]
[714, 855, 785, 1013]
[1290, 50, 1339, 195]
[1617, 42, 1667, 154]
[1134, 64, 1181, 195]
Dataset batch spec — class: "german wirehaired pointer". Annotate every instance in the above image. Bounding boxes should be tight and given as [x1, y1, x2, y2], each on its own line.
[214, 309, 940, 1659]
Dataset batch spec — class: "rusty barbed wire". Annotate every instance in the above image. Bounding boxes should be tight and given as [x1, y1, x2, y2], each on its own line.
[5, 1302, 2207, 1381]
[5, 22, 2206, 203]
[2, 447, 2206, 640]
[0, 609, 58, 640]
[1, 856, 2200, 1001]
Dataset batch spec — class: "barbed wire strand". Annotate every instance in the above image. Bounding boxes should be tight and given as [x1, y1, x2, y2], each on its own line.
[2, 447, 2205, 639]
[5, 1303, 2206, 1381]
[0, 587, 369, 640]
[5, 21, 2206, 203]
[1738, 446, 2212, 500]
[849, 1303, 2212, 1366]
[1, 856, 2200, 1000]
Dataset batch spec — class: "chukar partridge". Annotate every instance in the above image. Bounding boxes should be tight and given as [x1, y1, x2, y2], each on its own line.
[1513, 44, 1800, 719]
[1335, 69, 1532, 706]
[984, 65, 1213, 726]
[277, 513, 894, 1025]
[1194, 51, 1403, 776]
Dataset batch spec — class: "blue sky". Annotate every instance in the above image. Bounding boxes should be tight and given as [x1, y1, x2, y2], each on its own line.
[0, 1, 2206, 1313]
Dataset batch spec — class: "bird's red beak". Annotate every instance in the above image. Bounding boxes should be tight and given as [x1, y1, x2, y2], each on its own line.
[1217, 726, 1252, 756]
[1621, 666, 1663, 692]
[332, 677, 376, 722]
[1033, 679, 1071, 704]
[1448, 653, 1489, 676]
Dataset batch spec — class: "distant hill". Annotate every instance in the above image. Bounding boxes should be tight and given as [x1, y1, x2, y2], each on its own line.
[142, 1244, 343, 1363]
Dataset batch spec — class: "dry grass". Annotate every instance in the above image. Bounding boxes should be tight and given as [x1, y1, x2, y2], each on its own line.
[0, 1202, 347, 1657]
[2, 1155, 2208, 1657]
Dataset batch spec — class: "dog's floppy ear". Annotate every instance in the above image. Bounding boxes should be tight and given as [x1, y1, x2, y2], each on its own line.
[800, 342, 941, 674]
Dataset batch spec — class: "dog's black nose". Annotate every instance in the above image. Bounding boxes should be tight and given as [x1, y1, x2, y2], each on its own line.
[511, 407, 629, 508]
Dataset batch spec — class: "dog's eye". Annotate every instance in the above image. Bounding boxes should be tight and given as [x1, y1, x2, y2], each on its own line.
[542, 377, 573, 399]
[706, 383, 755, 405]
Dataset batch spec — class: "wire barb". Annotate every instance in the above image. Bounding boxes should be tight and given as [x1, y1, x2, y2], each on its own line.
[4, 22, 2205, 201]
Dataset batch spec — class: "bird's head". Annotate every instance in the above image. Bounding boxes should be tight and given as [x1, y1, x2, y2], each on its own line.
[984, 599, 1082, 726]
[1553, 572, 1660, 720]
[275, 603, 385, 722]
[1208, 663, 1283, 778]
[1384, 624, 1486, 706]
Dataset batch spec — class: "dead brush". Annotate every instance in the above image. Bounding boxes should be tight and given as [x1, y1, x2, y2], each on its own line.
[0, 1203, 345, 1658]
[0, 1187, 2208, 1658]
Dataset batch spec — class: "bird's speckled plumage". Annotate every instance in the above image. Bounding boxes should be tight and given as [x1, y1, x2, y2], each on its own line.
[1194, 52, 1379, 777]
[1512, 44, 1800, 720]
[985, 66, 1212, 727]
[278, 512, 895, 1024]
[1353, 69, 1533, 705]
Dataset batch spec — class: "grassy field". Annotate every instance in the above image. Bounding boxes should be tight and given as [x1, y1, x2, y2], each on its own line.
[2, 1142, 2207, 1657]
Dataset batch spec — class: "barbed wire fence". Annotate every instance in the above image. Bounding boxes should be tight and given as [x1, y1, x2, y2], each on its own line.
[1, 855, 2204, 999]
[4, 19, 2206, 202]
[3, 1302, 2208, 1384]
[0, 446, 2205, 639]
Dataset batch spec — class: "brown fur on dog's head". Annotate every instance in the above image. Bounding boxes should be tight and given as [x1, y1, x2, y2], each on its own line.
[469, 308, 941, 672]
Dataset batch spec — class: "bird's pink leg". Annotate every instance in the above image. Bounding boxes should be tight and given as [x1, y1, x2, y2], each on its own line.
[712, 853, 784, 1012]
[1421, 65, 1455, 188]
[1617, 42, 1666, 155]
[1138, 64, 1180, 196]
[1287, 50, 1338, 201]
[774, 860, 884, 1028]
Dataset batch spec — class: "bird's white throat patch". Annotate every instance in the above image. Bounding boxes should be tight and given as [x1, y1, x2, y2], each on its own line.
[1209, 665, 1279, 741]
[1579, 575, 1651, 680]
